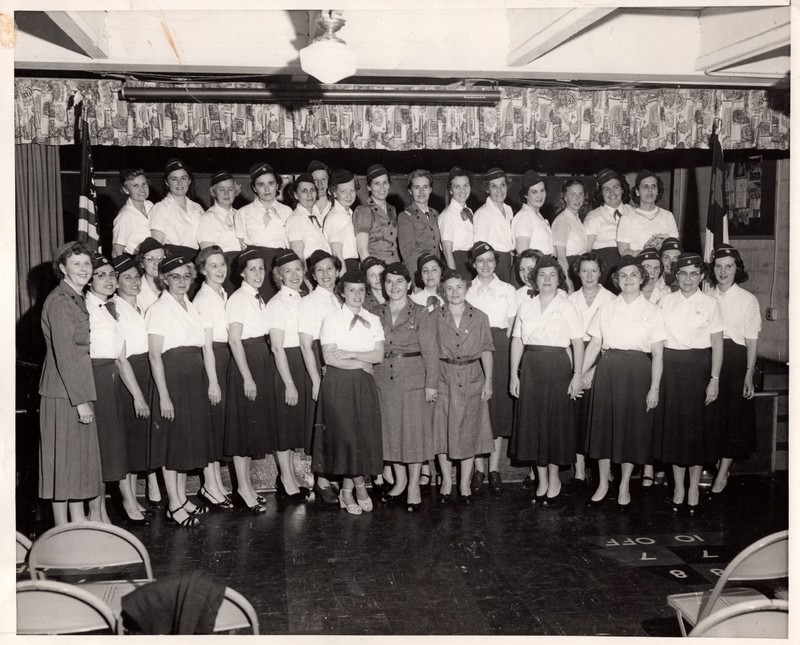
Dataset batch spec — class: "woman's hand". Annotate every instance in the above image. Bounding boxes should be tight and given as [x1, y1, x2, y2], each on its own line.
[481, 379, 493, 402]
[568, 373, 583, 399]
[244, 377, 257, 401]
[208, 383, 222, 406]
[509, 374, 520, 398]
[360, 362, 374, 375]
[743, 372, 755, 399]
[581, 366, 596, 390]
[425, 387, 438, 403]
[705, 378, 720, 405]
[646, 387, 659, 412]
[285, 382, 299, 406]
[76, 402, 94, 424]
[311, 377, 321, 402]
[133, 396, 150, 419]
[160, 396, 175, 421]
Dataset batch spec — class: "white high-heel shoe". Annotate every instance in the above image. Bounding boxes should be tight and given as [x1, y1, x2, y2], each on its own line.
[339, 489, 362, 515]
[354, 483, 373, 512]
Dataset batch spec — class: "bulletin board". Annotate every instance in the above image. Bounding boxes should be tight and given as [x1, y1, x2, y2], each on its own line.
[726, 156, 775, 239]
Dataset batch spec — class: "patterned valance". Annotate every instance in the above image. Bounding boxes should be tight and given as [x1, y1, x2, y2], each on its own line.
[14, 79, 789, 151]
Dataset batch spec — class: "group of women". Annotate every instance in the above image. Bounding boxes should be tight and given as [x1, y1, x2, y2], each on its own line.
[37, 158, 761, 526]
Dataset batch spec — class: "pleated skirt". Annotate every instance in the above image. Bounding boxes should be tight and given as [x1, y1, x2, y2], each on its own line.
[272, 346, 313, 453]
[149, 347, 211, 471]
[452, 250, 471, 276]
[253, 246, 283, 302]
[208, 342, 230, 462]
[312, 367, 383, 476]
[39, 397, 103, 500]
[488, 328, 513, 438]
[92, 358, 129, 482]
[494, 252, 514, 285]
[584, 349, 655, 464]
[224, 337, 273, 457]
[510, 345, 577, 465]
[654, 348, 721, 467]
[718, 338, 757, 459]
[375, 354, 433, 463]
[117, 353, 150, 473]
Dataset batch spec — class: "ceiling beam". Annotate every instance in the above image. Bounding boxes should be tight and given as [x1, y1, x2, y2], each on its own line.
[697, 6, 790, 73]
[46, 11, 108, 59]
[506, 7, 616, 67]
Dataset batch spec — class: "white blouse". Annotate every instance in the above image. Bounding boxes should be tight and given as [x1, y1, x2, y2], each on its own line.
[473, 198, 514, 252]
[298, 288, 340, 341]
[586, 294, 667, 352]
[438, 200, 474, 252]
[712, 283, 761, 346]
[226, 281, 269, 340]
[512, 291, 583, 348]
[512, 203, 554, 255]
[112, 198, 153, 254]
[113, 294, 148, 357]
[320, 305, 384, 352]
[323, 201, 358, 260]
[197, 204, 241, 253]
[192, 282, 229, 343]
[286, 205, 331, 258]
[146, 292, 205, 351]
[136, 278, 160, 314]
[660, 289, 724, 350]
[551, 209, 588, 256]
[148, 192, 205, 249]
[567, 286, 616, 340]
[264, 286, 302, 348]
[86, 291, 125, 359]
[466, 275, 517, 329]
[234, 199, 292, 248]
[410, 289, 443, 312]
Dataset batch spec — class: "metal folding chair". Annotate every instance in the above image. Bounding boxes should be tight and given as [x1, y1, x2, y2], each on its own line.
[689, 598, 788, 637]
[17, 579, 119, 635]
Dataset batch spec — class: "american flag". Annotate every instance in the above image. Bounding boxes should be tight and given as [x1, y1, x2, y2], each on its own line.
[703, 121, 728, 263]
[75, 94, 99, 250]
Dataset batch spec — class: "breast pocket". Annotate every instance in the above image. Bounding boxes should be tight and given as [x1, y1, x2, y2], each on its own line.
[74, 313, 91, 347]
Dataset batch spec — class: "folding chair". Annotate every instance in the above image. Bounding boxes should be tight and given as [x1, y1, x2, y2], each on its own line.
[666, 530, 788, 636]
[689, 599, 789, 638]
[17, 579, 119, 635]
[16, 531, 32, 576]
[214, 586, 260, 635]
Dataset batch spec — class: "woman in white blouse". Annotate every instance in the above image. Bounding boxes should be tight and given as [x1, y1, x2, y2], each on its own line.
[147, 254, 212, 527]
[616, 170, 679, 256]
[637, 248, 665, 304]
[286, 173, 330, 261]
[581, 256, 666, 511]
[466, 242, 517, 494]
[565, 252, 615, 494]
[551, 179, 588, 292]
[148, 158, 205, 250]
[298, 250, 342, 504]
[112, 168, 153, 257]
[410, 253, 445, 311]
[709, 245, 761, 496]
[192, 245, 234, 510]
[509, 256, 584, 506]
[583, 168, 630, 285]
[513, 170, 553, 257]
[198, 171, 243, 294]
[324, 169, 361, 275]
[313, 271, 385, 516]
[225, 248, 274, 513]
[265, 249, 312, 502]
[655, 253, 724, 515]
[135, 237, 165, 313]
[438, 167, 475, 274]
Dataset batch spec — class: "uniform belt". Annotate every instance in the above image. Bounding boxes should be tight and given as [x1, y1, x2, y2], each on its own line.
[384, 351, 422, 359]
[440, 357, 478, 365]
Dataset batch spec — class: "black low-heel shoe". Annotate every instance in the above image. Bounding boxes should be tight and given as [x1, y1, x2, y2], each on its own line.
[275, 478, 309, 503]
[542, 493, 561, 508]
[671, 500, 685, 514]
[587, 495, 610, 510]
[381, 491, 406, 506]
[460, 494, 473, 505]
[406, 501, 422, 513]
[233, 491, 267, 514]
[687, 503, 699, 517]
[532, 492, 547, 505]
[617, 501, 631, 513]
[437, 492, 453, 505]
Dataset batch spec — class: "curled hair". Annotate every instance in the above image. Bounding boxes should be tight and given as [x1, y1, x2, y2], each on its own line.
[632, 175, 665, 205]
[196, 245, 225, 275]
[555, 178, 585, 215]
[531, 257, 569, 293]
[570, 252, 606, 281]
[333, 274, 368, 299]
[516, 248, 544, 287]
[414, 255, 445, 288]
[53, 241, 95, 280]
[468, 246, 500, 269]
[306, 254, 341, 285]
[250, 165, 282, 192]
[592, 175, 631, 208]
[407, 169, 433, 190]
[119, 168, 146, 184]
[710, 255, 749, 285]
[447, 167, 471, 191]
[163, 161, 194, 191]
[291, 177, 318, 207]
[438, 268, 472, 301]
[611, 259, 650, 290]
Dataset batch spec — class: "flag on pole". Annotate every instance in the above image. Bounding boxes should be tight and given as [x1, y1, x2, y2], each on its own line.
[703, 122, 728, 263]
[75, 94, 99, 251]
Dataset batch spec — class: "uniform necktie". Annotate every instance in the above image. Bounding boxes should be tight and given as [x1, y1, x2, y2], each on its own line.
[263, 206, 276, 228]
[256, 293, 265, 308]
[614, 209, 621, 221]
[224, 209, 234, 228]
[426, 295, 439, 308]
[104, 300, 119, 320]
[460, 207, 473, 223]
[349, 313, 371, 330]
[310, 214, 322, 229]
[527, 289, 535, 298]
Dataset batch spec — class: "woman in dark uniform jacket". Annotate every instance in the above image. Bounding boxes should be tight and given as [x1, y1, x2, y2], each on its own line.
[39, 241, 103, 526]
[709, 244, 761, 496]
[433, 269, 495, 504]
[147, 253, 212, 527]
[580, 256, 666, 511]
[265, 249, 313, 501]
[397, 169, 441, 279]
[373, 263, 439, 511]
[656, 253, 724, 515]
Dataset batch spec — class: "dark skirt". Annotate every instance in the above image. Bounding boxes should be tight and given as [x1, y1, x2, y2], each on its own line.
[566, 254, 582, 289]
[654, 348, 721, 467]
[253, 246, 283, 302]
[39, 397, 103, 500]
[510, 345, 577, 465]
[272, 346, 313, 453]
[92, 358, 129, 482]
[452, 250, 472, 276]
[225, 337, 273, 457]
[584, 349, 655, 465]
[116, 353, 150, 473]
[494, 252, 514, 285]
[312, 367, 383, 476]
[149, 347, 211, 471]
[208, 342, 230, 462]
[222, 250, 241, 296]
[575, 340, 591, 450]
[718, 339, 757, 459]
[344, 258, 361, 273]
[488, 328, 513, 438]
[594, 247, 622, 292]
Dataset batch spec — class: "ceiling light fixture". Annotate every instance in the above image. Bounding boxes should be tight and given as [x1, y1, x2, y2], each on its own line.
[299, 10, 357, 85]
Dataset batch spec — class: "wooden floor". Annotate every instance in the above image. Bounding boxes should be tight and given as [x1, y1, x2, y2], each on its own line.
[18, 472, 788, 636]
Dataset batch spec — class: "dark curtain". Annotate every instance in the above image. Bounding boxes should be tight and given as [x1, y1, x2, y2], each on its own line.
[16, 144, 63, 364]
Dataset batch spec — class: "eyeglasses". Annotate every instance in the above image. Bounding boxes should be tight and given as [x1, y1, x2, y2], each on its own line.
[676, 271, 702, 279]
[142, 256, 163, 264]
[166, 273, 192, 282]
[93, 271, 118, 279]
